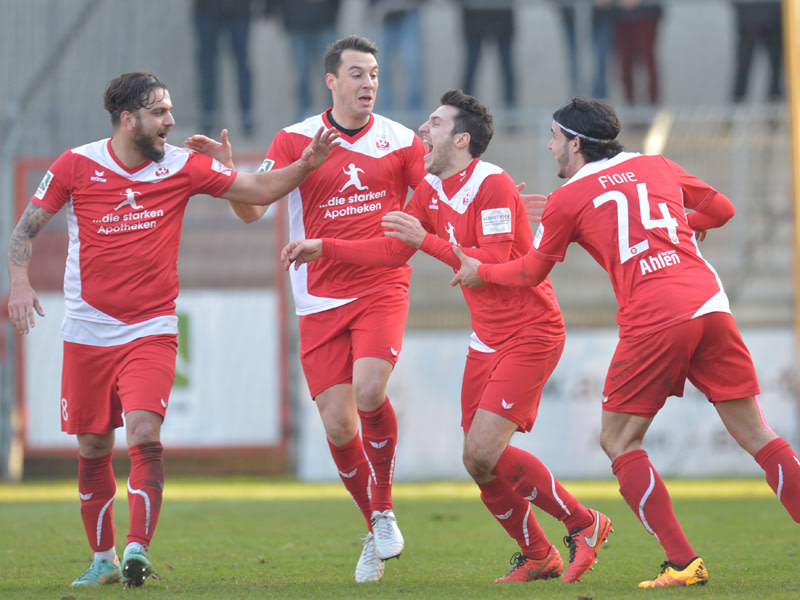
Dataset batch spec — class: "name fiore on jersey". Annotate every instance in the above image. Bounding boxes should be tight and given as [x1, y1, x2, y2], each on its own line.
[536, 165, 683, 278]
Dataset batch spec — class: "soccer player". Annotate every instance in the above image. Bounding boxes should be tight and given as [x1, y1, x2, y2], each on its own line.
[281, 90, 613, 584]
[450, 96, 800, 588]
[5, 72, 338, 589]
[191, 35, 428, 583]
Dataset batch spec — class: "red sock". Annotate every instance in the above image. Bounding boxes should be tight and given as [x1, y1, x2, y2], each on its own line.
[478, 477, 550, 557]
[358, 397, 398, 512]
[755, 437, 800, 522]
[328, 434, 373, 529]
[612, 449, 695, 565]
[78, 453, 117, 552]
[494, 445, 592, 532]
[127, 442, 164, 548]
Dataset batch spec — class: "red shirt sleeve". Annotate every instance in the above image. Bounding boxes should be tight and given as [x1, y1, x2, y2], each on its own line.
[478, 249, 556, 288]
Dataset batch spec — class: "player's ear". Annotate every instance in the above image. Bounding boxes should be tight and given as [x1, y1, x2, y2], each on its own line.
[455, 132, 470, 150]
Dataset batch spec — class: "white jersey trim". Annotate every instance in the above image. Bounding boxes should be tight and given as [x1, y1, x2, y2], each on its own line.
[424, 161, 504, 216]
[61, 315, 178, 347]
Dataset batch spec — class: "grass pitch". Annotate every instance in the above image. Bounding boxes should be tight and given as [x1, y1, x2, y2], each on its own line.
[1, 478, 797, 599]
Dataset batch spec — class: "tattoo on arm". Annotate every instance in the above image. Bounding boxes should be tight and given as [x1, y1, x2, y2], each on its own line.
[8, 204, 53, 269]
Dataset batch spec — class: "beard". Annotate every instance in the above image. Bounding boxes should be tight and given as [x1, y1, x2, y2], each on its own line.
[133, 120, 165, 162]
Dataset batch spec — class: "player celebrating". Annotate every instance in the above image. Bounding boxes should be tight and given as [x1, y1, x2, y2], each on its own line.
[6, 72, 338, 589]
[190, 35, 428, 583]
[451, 96, 800, 588]
[282, 90, 613, 584]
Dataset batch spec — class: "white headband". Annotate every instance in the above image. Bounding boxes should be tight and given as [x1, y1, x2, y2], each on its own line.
[554, 120, 612, 143]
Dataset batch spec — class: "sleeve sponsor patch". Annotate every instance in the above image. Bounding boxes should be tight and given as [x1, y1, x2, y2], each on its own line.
[256, 158, 275, 173]
[481, 207, 512, 235]
[34, 170, 54, 200]
[211, 159, 233, 176]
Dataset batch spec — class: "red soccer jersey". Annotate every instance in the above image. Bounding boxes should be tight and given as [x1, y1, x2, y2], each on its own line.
[266, 112, 427, 315]
[326, 159, 565, 349]
[407, 159, 564, 348]
[32, 139, 236, 325]
[533, 152, 730, 337]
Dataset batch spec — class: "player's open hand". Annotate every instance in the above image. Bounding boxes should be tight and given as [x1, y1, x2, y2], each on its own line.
[382, 211, 426, 248]
[299, 127, 340, 171]
[449, 246, 486, 288]
[7, 282, 45, 336]
[695, 230, 707, 242]
[522, 193, 547, 224]
[184, 129, 234, 168]
[281, 239, 323, 270]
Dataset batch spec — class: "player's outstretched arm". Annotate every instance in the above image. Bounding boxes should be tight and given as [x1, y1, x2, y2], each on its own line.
[281, 239, 323, 271]
[7, 203, 53, 335]
[225, 126, 339, 207]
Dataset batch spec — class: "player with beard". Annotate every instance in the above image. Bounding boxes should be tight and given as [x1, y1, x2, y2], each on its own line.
[281, 90, 613, 584]
[6, 71, 338, 589]
[451, 96, 800, 588]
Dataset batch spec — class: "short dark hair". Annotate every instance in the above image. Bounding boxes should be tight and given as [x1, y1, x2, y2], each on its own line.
[324, 35, 378, 76]
[440, 89, 493, 158]
[552, 96, 624, 162]
[103, 72, 168, 126]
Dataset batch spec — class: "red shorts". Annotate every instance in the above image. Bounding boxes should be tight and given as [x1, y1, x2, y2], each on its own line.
[298, 286, 409, 398]
[60, 334, 178, 435]
[604, 312, 760, 418]
[461, 335, 565, 433]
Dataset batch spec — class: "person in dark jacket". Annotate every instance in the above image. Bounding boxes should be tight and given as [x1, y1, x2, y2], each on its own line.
[267, 0, 342, 119]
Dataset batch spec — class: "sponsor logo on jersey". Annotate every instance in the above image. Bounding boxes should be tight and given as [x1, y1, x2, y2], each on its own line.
[154, 166, 170, 177]
[211, 158, 233, 175]
[319, 163, 388, 220]
[429, 192, 440, 210]
[445, 222, 458, 244]
[639, 249, 681, 276]
[91, 169, 107, 183]
[115, 188, 144, 211]
[34, 170, 54, 199]
[376, 136, 390, 151]
[481, 207, 512, 235]
[256, 158, 275, 173]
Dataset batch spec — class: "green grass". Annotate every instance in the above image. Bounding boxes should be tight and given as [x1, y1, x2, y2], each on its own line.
[0, 478, 797, 599]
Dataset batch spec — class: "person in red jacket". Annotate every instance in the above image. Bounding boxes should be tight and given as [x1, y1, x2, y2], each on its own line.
[451, 95, 800, 588]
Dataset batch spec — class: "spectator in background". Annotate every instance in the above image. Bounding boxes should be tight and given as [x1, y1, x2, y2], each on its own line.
[369, 0, 426, 116]
[556, 0, 615, 99]
[193, 0, 256, 137]
[266, 0, 341, 120]
[458, 0, 516, 111]
[613, 0, 662, 105]
[730, 0, 784, 104]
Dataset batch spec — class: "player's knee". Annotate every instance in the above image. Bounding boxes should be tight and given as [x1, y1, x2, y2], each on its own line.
[462, 444, 495, 481]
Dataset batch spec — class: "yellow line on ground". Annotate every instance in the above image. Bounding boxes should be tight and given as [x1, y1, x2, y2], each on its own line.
[0, 478, 773, 503]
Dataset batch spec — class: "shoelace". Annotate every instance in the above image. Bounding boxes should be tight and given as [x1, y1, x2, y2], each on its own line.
[506, 551, 527, 572]
[563, 530, 579, 563]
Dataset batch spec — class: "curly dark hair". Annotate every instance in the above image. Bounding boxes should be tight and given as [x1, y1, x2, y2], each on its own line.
[552, 96, 624, 162]
[440, 89, 493, 158]
[103, 72, 168, 126]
